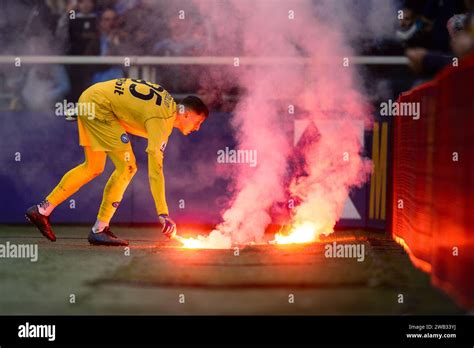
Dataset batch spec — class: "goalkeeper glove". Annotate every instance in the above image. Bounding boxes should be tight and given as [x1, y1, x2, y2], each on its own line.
[158, 214, 176, 239]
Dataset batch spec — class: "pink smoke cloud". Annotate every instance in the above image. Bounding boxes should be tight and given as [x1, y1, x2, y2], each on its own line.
[175, 0, 393, 248]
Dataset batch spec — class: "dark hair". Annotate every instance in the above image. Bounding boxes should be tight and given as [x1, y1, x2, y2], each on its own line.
[181, 96, 209, 118]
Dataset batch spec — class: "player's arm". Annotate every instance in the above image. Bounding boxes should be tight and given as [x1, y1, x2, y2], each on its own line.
[145, 118, 176, 237]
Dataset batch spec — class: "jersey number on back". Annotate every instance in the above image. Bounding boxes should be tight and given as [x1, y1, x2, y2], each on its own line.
[129, 79, 164, 106]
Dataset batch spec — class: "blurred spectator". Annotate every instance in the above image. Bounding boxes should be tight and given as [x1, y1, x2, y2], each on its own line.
[153, 16, 207, 56]
[98, 0, 136, 16]
[87, 8, 125, 83]
[405, 11, 474, 85]
[121, 0, 167, 55]
[421, 0, 466, 52]
[448, 13, 474, 58]
[151, 2, 210, 92]
[56, 0, 99, 101]
[86, 8, 122, 55]
[395, 7, 431, 48]
[56, 0, 99, 55]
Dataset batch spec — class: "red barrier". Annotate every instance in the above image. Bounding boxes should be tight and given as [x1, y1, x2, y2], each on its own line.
[393, 53, 474, 309]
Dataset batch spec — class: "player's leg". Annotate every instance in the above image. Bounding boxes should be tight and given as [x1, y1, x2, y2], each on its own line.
[26, 147, 107, 241]
[46, 146, 107, 207]
[88, 145, 137, 246]
[97, 147, 138, 224]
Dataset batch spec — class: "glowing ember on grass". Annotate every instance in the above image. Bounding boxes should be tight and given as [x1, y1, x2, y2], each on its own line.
[271, 221, 330, 245]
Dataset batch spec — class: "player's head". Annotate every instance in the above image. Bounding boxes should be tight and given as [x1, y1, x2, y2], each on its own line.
[175, 96, 209, 135]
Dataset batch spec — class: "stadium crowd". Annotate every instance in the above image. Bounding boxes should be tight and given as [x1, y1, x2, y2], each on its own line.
[396, 0, 474, 84]
[0, 0, 473, 111]
[0, 0, 215, 109]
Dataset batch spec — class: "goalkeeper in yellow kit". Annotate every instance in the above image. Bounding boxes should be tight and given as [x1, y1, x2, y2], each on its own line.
[25, 78, 209, 246]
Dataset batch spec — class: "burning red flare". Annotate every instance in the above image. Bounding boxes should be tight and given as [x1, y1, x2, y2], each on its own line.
[171, 220, 332, 248]
[271, 221, 330, 245]
[174, 235, 207, 249]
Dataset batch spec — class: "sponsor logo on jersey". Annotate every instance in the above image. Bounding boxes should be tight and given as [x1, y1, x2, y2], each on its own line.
[160, 141, 167, 152]
[120, 133, 129, 143]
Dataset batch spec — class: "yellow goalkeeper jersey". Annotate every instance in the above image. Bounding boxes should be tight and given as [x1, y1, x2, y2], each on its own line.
[77, 78, 177, 215]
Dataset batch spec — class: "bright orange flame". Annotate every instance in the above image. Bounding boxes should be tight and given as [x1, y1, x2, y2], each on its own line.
[174, 235, 206, 248]
[272, 221, 328, 244]
[178, 236, 206, 249]
[173, 231, 233, 249]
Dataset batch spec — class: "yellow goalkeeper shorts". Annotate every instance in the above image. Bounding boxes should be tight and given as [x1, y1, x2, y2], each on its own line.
[77, 87, 131, 152]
